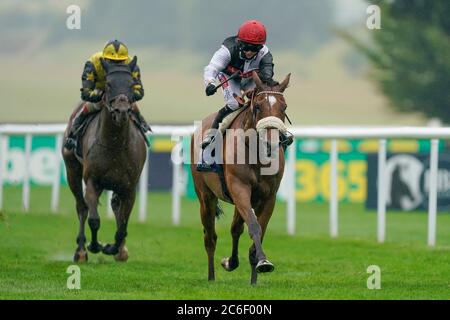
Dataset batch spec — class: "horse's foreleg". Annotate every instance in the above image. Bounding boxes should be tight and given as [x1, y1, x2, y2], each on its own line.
[228, 180, 273, 285]
[249, 196, 277, 284]
[103, 191, 135, 259]
[74, 201, 89, 262]
[200, 196, 218, 281]
[84, 179, 103, 254]
[221, 208, 244, 272]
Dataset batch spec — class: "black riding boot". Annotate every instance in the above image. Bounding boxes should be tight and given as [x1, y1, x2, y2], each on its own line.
[197, 105, 235, 172]
[201, 105, 234, 149]
[64, 112, 88, 150]
[280, 131, 294, 148]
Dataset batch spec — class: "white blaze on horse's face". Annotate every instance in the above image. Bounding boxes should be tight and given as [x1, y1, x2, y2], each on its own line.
[268, 95, 277, 108]
[254, 92, 287, 134]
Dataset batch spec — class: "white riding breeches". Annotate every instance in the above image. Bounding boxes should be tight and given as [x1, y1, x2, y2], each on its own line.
[217, 72, 255, 111]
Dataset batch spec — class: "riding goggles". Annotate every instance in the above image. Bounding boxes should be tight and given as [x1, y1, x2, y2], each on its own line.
[239, 42, 263, 53]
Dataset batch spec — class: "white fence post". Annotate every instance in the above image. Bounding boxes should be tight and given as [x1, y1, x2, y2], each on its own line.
[428, 139, 439, 247]
[287, 138, 297, 235]
[22, 133, 32, 212]
[51, 134, 63, 213]
[139, 155, 149, 222]
[377, 139, 387, 243]
[329, 139, 338, 238]
[106, 190, 114, 218]
[171, 142, 182, 226]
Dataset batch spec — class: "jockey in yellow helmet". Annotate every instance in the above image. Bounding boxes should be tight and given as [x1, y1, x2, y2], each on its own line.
[65, 40, 149, 150]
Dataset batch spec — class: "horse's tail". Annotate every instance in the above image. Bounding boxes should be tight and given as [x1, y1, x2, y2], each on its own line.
[215, 202, 224, 219]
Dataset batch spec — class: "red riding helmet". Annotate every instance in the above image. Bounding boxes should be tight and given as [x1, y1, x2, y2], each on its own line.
[237, 20, 267, 45]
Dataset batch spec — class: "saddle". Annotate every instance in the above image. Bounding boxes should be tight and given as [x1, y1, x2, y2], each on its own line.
[217, 104, 249, 135]
[74, 113, 96, 159]
[197, 104, 250, 203]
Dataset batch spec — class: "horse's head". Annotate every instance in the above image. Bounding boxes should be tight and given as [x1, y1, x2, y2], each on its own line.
[100, 56, 137, 125]
[249, 72, 291, 155]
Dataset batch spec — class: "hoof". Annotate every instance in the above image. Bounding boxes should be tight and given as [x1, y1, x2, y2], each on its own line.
[74, 249, 88, 263]
[114, 246, 129, 262]
[221, 257, 239, 272]
[102, 243, 119, 255]
[87, 242, 103, 254]
[256, 259, 274, 273]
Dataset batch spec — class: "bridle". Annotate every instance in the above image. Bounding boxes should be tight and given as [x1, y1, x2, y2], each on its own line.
[103, 94, 131, 114]
[103, 67, 133, 113]
[250, 90, 293, 126]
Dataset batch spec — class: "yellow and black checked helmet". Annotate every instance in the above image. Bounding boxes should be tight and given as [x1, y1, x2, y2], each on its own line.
[102, 40, 128, 61]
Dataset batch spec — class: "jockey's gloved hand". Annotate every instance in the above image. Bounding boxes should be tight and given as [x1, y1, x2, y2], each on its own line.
[88, 89, 103, 103]
[89, 93, 103, 103]
[132, 92, 143, 103]
[205, 83, 217, 96]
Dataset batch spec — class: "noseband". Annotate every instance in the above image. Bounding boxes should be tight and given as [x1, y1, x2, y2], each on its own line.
[250, 90, 291, 134]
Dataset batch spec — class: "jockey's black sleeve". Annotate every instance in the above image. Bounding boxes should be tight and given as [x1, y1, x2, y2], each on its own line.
[81, 61, 97, 100]
[258, 51, 275, 83]
[131, 64, 144, 101]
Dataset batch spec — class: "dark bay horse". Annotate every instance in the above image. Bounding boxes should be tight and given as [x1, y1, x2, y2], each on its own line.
[63, 56, 147, 262]
[190, 72, 291, 284]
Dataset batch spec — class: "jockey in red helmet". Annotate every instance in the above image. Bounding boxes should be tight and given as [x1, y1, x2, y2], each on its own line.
[200, 20, 279, 152]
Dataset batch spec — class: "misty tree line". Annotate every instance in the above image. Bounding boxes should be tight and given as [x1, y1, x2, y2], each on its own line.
[345, 0, 450, 123]
[1, 0, 335, 54]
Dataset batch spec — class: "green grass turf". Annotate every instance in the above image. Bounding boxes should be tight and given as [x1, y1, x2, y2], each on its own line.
[0, 186, 449, 299]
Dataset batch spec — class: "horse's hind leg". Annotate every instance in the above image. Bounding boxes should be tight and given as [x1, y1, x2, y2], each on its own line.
[200, 195, 218, 281]
[221, 208, 244, 272]
[103, 191, 135, 259]
[84, 179, 103, 254]
[65, 157, 89, 262]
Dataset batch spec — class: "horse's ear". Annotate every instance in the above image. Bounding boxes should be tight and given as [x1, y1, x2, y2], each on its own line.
[278, 73, 291, 92]
[244, 89, 254, 99]
[129, 56, 137, 71]
[100, 58, 109, 73]
[252, 71, 264, 90]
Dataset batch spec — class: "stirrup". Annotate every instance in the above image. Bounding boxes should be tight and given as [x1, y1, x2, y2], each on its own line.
[196, 162, 219, 173]
[141, 122, 151, 132]
[280, 131, 294, 148]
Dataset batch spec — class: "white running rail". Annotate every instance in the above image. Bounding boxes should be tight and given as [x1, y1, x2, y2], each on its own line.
[1, 124, 450, 247]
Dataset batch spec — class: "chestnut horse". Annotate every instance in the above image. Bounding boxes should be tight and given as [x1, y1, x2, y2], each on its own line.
[190, 72, 291, 284]
[62, 57, 147, 263]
